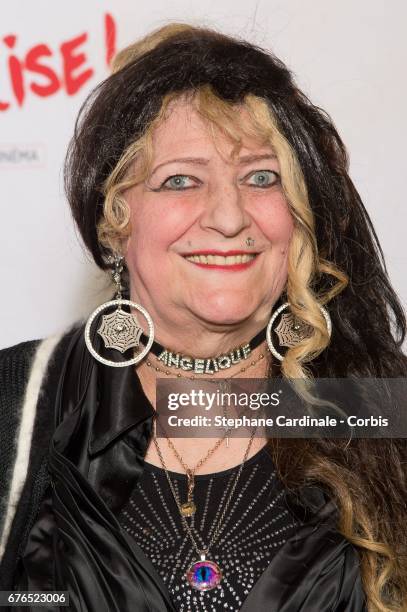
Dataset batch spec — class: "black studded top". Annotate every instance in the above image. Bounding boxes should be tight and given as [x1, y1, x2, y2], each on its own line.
[118, 446, 300, 612]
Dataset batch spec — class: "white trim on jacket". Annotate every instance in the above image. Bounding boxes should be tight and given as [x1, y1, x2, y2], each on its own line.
[0, 333, 63, 560]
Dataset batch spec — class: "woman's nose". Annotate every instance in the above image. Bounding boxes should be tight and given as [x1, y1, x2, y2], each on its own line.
[199, 182, 250, 237]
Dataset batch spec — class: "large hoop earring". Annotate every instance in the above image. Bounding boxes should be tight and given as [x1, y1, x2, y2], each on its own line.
[266, 302, 332, 362]
[84, 253, 154, 367]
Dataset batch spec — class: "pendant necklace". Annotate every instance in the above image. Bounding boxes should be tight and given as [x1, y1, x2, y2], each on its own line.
[153, 426, 256, 591]
[161, 427, 231, 517]
[150, 350, 266, 515]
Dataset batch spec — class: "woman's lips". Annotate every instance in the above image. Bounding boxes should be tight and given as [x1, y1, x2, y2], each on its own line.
[182, 253, 259, 271]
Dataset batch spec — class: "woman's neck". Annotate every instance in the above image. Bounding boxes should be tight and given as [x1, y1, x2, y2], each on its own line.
[135, 340, 270, 412]
[135, 341, 271, 473]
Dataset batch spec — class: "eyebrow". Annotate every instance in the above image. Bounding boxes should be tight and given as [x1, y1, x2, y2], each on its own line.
[150, 157, 209, 176]
[150, 153, 277, 176]
[237, 153, 277, 164]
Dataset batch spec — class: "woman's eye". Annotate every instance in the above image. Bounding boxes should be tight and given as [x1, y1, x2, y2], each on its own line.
[245, 170, 280, 188]
[161, 175, 198, 190]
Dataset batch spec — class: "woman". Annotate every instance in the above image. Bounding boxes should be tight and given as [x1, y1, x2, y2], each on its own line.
[0, 23, 406, 612]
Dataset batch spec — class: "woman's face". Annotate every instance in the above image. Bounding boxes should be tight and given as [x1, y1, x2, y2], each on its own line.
[124, 99, 294, 337]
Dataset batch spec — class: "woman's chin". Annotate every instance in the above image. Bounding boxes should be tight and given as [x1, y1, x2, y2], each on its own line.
[189, 301, 256, 327]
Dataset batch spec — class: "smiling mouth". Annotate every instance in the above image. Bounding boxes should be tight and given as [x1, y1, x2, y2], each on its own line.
[181, 252, 259, 269]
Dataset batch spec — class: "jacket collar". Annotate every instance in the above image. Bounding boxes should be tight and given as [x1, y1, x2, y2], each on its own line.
[89, 359, 155, 456]
[56, 319, 155, 458]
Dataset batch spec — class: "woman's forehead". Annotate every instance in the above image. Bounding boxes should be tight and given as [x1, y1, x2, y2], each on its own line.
[149, 98, 274, 162]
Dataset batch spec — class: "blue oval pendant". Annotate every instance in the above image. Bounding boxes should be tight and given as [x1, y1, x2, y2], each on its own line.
[186, 557, 222, 591]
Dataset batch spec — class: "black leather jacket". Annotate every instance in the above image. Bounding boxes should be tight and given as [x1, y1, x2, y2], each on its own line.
[0, 321, 368, 611]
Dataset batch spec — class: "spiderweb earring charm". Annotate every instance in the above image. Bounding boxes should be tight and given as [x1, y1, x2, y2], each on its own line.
[84, 253, 154, 367]
[266, 302, 331, 362]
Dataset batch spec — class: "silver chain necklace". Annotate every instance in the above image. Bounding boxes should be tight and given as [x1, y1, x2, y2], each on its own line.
[152, 425, 256, 592]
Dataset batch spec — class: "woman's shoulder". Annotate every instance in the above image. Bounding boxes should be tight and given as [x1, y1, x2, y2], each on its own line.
[0, 323, 84, 578]
[0, 323, 84, 481]
[0, 326, 78, 397]
[0, 323, 86, 440]
[0, 337, 42, 381]
[0, 324, 80, 449]
[0, 337, 48, 450]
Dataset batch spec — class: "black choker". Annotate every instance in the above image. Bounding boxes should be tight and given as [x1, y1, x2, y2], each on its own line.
[139, 327, 267, 374]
